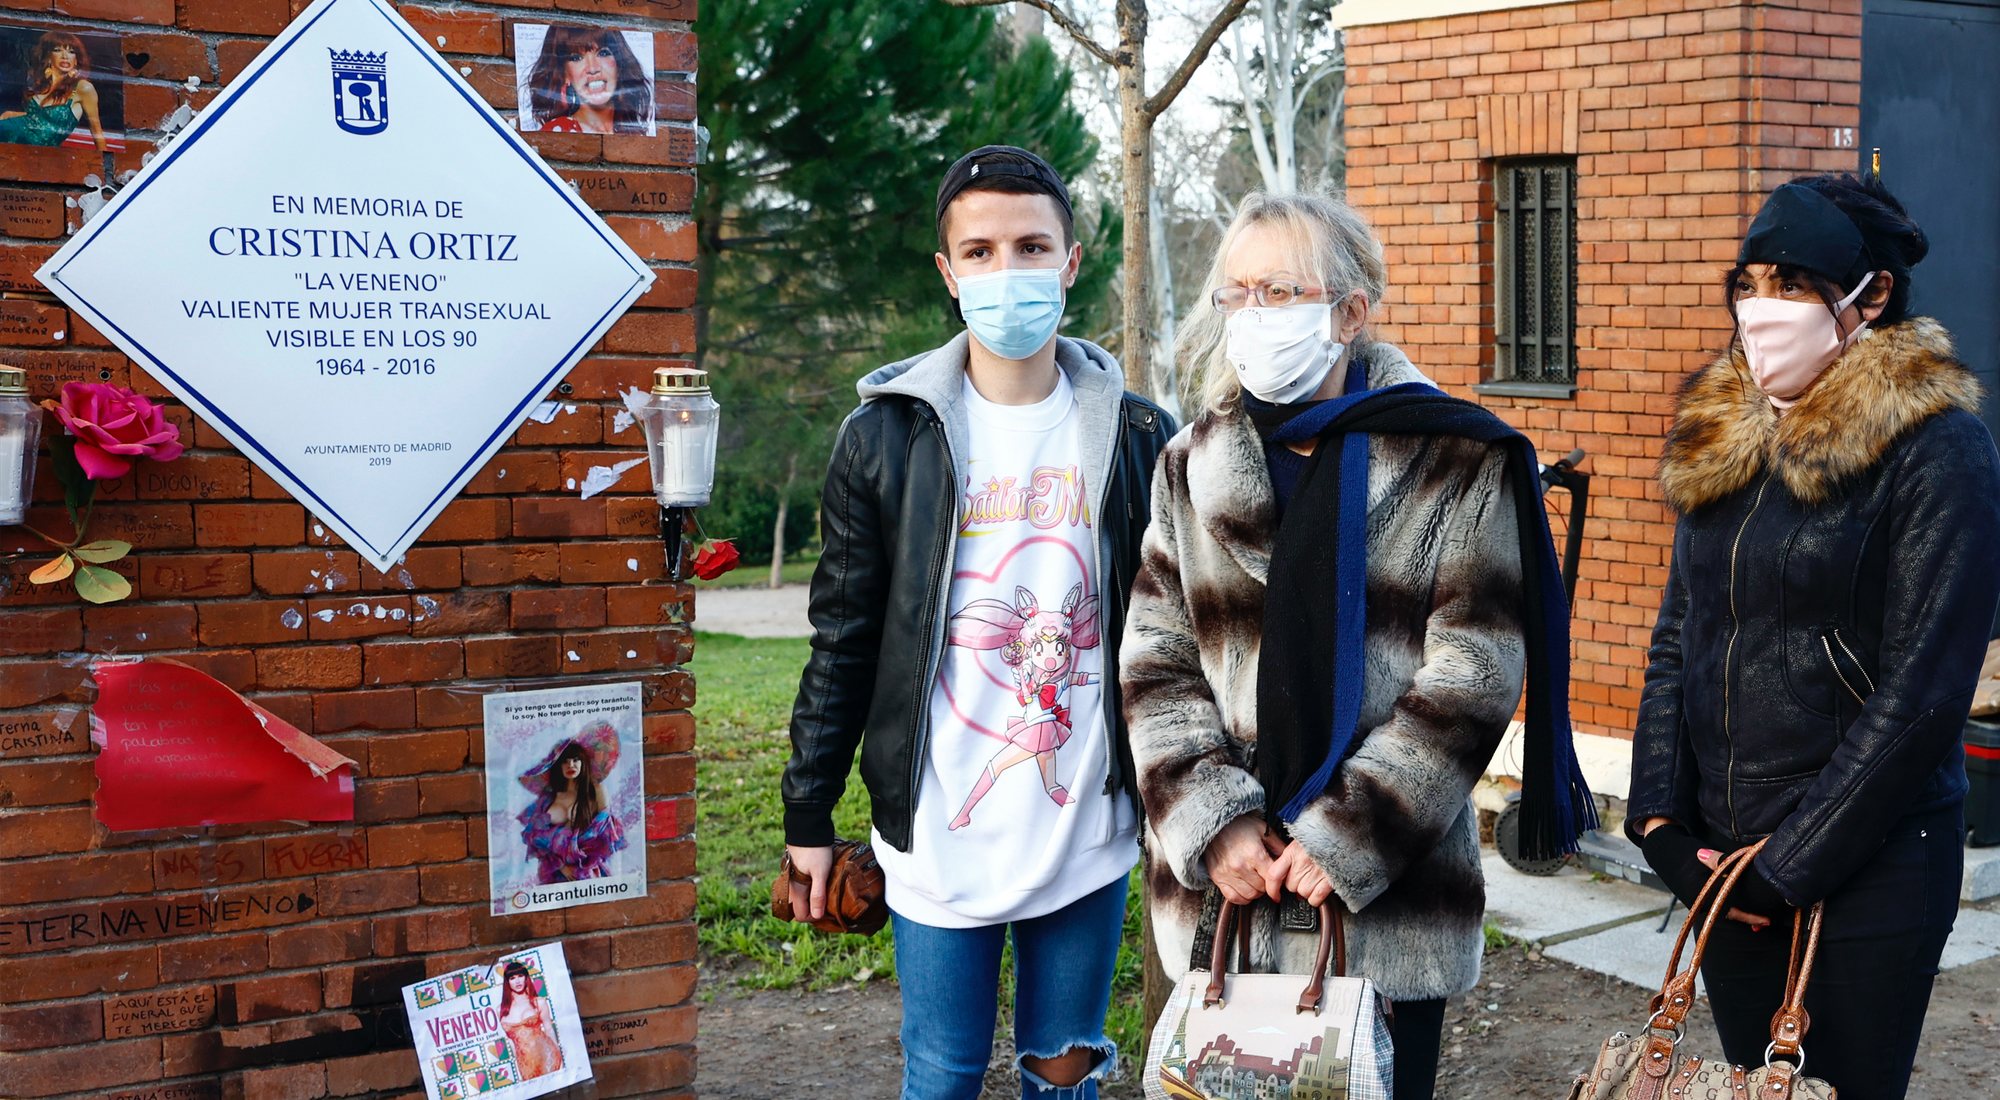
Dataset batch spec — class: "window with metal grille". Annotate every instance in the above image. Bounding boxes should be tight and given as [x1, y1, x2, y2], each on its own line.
[1493, 158, 1578, 388]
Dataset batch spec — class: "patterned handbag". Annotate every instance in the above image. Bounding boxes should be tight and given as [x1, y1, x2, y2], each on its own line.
[1145, 896, 1394, 1100]
[1567, 840, 1835, 1100]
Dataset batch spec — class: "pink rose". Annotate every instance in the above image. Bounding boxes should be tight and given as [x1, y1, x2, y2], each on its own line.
[45, 382, 184, 480]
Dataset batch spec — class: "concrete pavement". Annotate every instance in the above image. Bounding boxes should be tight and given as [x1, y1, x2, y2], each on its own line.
[1481, 848, 2000, 991]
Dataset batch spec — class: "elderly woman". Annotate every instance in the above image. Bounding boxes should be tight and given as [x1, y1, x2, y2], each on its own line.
[1121, 190, 1592, 1099]
[1630, 171, 2000, 1099]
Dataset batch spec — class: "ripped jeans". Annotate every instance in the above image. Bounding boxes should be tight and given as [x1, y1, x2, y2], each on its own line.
[891, 874, 1127, 1100]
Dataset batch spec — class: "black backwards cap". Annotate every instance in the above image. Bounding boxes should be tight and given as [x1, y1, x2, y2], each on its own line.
[1737, 183, 1876, 288]
[935, 145, 1074, 241]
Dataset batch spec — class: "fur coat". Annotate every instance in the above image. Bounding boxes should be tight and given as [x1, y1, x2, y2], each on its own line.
[1121, 343, 1525, 1001]
[1633, 317, 2000, 904]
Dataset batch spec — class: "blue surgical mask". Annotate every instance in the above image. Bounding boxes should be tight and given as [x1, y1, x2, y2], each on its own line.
[952, 265, 1065, 360]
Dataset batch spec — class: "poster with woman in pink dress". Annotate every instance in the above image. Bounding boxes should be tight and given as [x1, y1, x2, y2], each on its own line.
[484, 682, 646, 915]
[403, 942, 591, 1100]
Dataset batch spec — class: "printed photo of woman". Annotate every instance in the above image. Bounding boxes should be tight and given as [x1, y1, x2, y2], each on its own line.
[484, 683, 645, 917]
[515, 721, 629, 884]
[0, 26, 122, 153]
[497, 960, 563, 1082]
[513, 23, 655, 136]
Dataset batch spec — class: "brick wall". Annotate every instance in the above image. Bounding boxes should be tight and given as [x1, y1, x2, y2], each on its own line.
[1343, 0, 1860, 738]
[0, 2, 700, 1098]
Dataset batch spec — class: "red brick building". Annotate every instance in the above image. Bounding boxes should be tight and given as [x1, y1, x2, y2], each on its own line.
[1333, 0, 1869, 765]
[0, 2, 699, 1097]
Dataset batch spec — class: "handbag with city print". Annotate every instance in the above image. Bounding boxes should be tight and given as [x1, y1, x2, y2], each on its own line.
[1144, 897, 1393, 1100]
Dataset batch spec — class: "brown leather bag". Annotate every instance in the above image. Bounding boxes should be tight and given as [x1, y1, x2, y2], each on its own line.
[1566, 840, 1834, 1100]
[769, 838, 888, 936]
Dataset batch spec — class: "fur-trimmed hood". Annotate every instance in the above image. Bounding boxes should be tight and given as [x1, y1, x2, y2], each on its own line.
[1660, 317, 1982, 513]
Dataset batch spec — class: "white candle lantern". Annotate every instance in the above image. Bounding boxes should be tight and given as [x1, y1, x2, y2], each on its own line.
[634, 366, 720, 578]
[0, 366, 41, 527]
[636, 366, 720, 507]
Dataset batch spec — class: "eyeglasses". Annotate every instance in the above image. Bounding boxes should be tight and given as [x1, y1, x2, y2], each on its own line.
[1210, 282, 1329, 313]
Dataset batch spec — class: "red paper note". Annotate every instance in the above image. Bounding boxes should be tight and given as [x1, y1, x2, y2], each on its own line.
[91, 660, 356, 830]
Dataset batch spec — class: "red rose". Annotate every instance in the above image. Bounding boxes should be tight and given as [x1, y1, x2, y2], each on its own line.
[689, 538, 741, 580]
[44, 382, 184, 480]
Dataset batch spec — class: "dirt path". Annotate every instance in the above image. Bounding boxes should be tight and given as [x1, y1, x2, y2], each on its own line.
[692, 583, 810, 638]
[698, 945, 2000, 1097]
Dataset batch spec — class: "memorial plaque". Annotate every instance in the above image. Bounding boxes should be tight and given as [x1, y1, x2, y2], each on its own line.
[38, 0, 653, 572]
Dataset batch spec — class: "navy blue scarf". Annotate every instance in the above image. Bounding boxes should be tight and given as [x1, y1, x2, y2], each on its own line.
[1248, 364, 1596, 861]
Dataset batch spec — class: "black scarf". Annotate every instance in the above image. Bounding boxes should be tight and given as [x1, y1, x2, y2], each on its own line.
[1247, 377, 1596, 860]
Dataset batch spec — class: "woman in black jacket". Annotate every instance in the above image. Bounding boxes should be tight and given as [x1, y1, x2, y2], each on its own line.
[1629, 171, 2000, 1098]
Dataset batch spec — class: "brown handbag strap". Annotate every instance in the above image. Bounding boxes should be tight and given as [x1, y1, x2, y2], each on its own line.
[1637, 843, 1766, 1079]
[1648, 841, 1768, 1040]
[1202, 896, 1347, 1012]
[1767, 901, 1826, 1062]
[1294, 902, 1348, 1014]
[784, 850, 812, 886]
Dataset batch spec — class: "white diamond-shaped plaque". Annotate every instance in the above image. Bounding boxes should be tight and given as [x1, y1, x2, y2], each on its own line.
[39, 0, 654, 573]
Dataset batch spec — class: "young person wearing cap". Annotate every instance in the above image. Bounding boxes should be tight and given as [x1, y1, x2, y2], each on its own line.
[777, 145, 1173, 1099]
[1629, 172, 2000, 1097]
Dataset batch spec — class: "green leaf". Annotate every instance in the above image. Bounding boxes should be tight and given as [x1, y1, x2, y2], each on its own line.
[72, 563, 132, 604]
[28, 552, 75, 585]
[45, 433, 95, 531]
[71, 539, 132, 564]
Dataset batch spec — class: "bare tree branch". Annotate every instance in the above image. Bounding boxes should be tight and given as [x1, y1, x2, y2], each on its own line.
[942, 0, 1117, 67]
[1144, 0, 1251, 121]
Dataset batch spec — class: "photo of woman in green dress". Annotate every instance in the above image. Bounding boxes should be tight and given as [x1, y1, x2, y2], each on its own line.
[0, 28, 119, 153]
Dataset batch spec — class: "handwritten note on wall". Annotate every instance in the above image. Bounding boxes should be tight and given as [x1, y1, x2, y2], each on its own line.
[91, 660, 355, 830]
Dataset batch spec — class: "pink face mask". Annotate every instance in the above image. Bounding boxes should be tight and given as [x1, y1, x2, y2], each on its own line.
[1735, 273, 1876, 409]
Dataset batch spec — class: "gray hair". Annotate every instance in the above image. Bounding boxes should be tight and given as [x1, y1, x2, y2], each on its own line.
[1179, 190, 1389, 416]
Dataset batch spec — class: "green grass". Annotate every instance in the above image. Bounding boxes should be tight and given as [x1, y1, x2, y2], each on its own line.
[692, 630, 893, 988]
[690, 557, 819, 589]
[692, 628, 1150, 1067]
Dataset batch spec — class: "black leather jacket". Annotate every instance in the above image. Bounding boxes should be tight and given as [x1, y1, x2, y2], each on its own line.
[781, 350, 1173, 852]
[1629, 320, 2000, 905]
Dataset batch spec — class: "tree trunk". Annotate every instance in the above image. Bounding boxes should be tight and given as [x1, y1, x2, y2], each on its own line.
[1148, 184, 1181, 420]
[1010, 4, 1045, 46]
[768, 452, 796, 590]
[1142, 884, 1172, 1036]
[1116, 0, 1160, 402]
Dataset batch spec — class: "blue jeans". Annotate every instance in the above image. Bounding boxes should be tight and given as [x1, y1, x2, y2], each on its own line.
[891, 875, 1128, 1100]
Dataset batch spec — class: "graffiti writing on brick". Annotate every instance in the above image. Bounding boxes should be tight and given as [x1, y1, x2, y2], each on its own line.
[0, 885, 319, 954]
[104, 986, 216, 1038]
[582, 1012, 664, 1060]
[0, 714, 80, 758]
[154, 844, 258, 887]
[266, 835, 367, 877]
[0, 189, 61, 238]
[565, 171, 694, 213]
[144, 557, 238, 596]
[0, 300, 60, 343]
[109, 1085, 220, 1100]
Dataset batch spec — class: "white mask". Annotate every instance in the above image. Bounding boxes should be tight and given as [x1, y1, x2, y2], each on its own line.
[1224, 304, 1345, 404]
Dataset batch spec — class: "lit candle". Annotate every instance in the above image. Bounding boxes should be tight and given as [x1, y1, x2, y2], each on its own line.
[0, 366, 41, 526]
[638, 367, 719, 508]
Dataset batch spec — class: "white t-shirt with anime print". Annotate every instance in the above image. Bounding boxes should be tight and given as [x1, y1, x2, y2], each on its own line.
[872, 372, 1140, 928]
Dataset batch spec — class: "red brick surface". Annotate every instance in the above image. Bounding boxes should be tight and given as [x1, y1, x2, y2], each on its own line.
[1343, 0, 1861, 737]
[0, 1, 700, 1096]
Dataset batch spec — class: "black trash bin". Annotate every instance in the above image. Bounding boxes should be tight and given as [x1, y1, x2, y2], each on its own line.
[1968, 719, 2000, 847]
